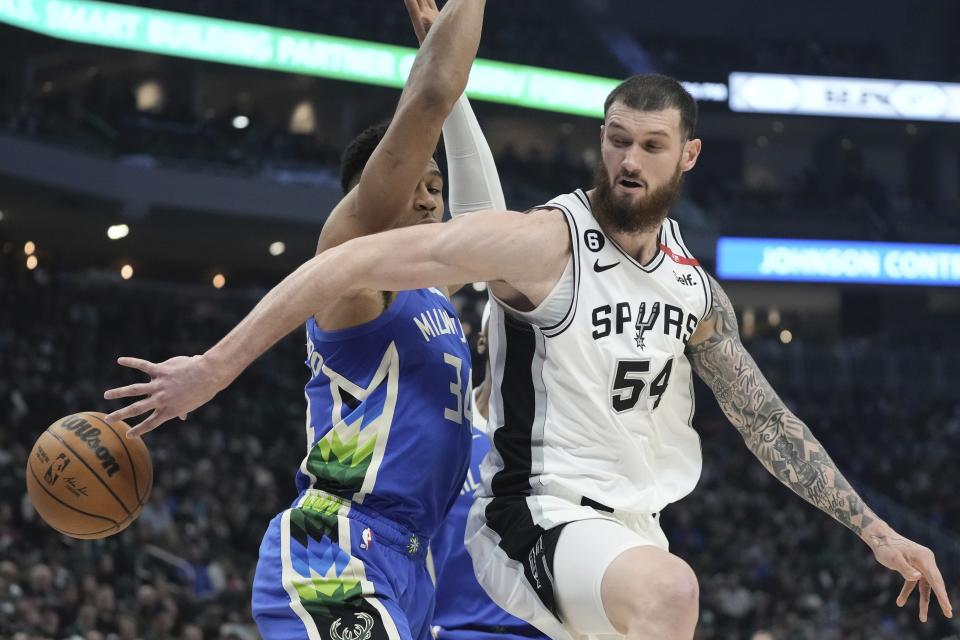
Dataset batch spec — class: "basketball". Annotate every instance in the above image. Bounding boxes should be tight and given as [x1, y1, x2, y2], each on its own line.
[25, 412, 153, 539]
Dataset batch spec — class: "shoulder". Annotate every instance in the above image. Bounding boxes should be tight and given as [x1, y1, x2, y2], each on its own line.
[509, 208, 572, 257]
[687, 275, 738, 352]
[447, 207, 568, 238]
[315, 190, 361, 254]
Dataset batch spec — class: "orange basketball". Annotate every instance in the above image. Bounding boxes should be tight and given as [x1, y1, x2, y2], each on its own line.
[25, 412, 153, 539]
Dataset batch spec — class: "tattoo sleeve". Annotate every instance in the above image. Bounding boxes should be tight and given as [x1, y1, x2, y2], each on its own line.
[686, 276, 876, 537]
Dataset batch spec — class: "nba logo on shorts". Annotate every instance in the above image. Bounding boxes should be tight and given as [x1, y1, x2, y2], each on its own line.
[360, 527, 374, 550]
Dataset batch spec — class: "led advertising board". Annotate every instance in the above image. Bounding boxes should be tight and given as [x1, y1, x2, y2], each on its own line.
[729, 72, 960, 122]
[717, 237, 960, 287]
[0, 0, 725, 117]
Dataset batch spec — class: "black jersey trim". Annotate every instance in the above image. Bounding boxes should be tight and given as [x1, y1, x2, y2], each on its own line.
[539, 201, 580, 338]
[668, 219, 711, 321]
[489, 313, 538, 499]
[611, 223, 667, 272]
[489, 198, 579, 337]
[573, 189, 591, 210]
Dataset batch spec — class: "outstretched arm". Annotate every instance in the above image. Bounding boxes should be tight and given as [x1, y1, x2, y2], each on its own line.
[104, 209, 569, 436]
[686, 275, 952, 623]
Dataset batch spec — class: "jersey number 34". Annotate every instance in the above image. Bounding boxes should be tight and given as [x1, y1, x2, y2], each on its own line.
[443, 352, 472, 425]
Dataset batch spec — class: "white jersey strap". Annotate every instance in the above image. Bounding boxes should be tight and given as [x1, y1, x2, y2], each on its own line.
[490, 197, 581, 335]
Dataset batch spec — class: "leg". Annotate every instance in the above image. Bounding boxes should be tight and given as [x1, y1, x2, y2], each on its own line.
[552, 518, 698, 640]
[252, 507, 412, 640]
[464, 499, 576, 640]
[600, 546, 698, 640]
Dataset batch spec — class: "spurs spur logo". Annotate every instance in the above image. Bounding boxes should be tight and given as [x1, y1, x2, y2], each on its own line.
[330, 612, 375, 640]
[634, 302, 660, 351]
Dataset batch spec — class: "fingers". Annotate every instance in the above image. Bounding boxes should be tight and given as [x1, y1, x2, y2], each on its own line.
[403, 0, 426, 42]
[918, 558, 953, 619]
[103, 382, 154, 401]
[403, 0, 425, 22]
[126, 410, 168, 439]
[105, 397, 156, 425]
[116, 357, 159, 376]
[895, 562, 922, 582]
[897, 579, 918, 607]
[919, 579, 931, 622]
[895, 550, 954, 620]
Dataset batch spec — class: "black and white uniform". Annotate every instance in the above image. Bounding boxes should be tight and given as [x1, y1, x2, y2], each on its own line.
[465, 189, 712, 639]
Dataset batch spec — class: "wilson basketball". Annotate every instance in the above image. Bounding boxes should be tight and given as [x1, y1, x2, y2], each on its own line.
[25, 412, 153, 539]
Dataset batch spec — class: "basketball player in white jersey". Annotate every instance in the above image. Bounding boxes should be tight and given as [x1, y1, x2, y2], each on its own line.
[104, 75, 952, 639]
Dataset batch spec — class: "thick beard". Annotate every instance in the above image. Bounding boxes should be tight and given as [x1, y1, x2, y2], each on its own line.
[592, 163, 683, 234]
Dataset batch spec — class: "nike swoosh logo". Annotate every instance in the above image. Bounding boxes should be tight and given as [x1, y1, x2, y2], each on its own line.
[593, 260, 620, 273]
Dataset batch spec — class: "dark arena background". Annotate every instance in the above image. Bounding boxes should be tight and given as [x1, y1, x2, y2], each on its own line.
[1, 1, 959, 638]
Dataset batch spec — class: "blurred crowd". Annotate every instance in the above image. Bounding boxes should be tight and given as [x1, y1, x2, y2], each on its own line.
[1, 2, 958, 638]
[103, 0, 960, 82]
[1, 257, 958, 639]
[1, 0, 955, 245]
[3, 83, 954, 247]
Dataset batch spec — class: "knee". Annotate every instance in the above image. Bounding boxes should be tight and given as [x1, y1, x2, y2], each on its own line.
[653, 560, 699, 615]
[602, 550, 699, 637]
[628, 557, 699, 623]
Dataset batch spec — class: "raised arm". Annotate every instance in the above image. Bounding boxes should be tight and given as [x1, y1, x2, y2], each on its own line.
[105, 209, 569, 434]
[318, 0, 486, 251]
[405, 0, 506, 217]
[686, 275, 952, 622]
[443, 94, 507, 215]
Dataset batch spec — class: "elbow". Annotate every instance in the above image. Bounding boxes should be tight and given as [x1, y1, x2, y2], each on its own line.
[408, 71, 465, 115]
[313, 243, 364, 297]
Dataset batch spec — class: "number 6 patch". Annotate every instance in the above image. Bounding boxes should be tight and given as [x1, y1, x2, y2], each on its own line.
[584, 229, 605, 253]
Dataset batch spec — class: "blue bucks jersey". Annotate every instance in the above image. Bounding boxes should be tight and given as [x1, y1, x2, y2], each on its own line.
[298, 288, 473, 538]
[431, 425, 536, 633]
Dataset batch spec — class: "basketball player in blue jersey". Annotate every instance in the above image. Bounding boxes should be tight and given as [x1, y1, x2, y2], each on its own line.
[429, 302, 549, 640]
[107, 73, 952, 638]
[107, 1, 489, 639]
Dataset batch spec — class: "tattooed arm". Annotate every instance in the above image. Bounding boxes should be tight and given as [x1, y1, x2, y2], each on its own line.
[686, 275, 952, 622]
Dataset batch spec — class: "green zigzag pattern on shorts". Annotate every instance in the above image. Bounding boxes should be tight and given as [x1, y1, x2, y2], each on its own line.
[288, 507, 363, 616]
[306, 427, 377, 496]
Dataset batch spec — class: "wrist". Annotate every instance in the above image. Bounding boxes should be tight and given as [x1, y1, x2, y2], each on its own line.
[199, 348, 238, 392]
[860, 519, 895, 547]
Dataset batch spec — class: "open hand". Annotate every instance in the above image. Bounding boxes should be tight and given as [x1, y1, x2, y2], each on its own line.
[404, 0, 440, 44]
[103, 355, 225, 438]
[868, 529, 952, 622]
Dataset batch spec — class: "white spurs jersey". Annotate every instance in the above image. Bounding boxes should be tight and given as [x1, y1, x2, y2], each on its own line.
[481, 189, 712, 516]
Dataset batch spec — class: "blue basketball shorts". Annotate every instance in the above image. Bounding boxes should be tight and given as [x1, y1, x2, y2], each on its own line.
[252, 489, 435, 640]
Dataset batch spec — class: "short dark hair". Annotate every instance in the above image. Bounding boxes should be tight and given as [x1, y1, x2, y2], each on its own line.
[339, 120, 390, 195]
[603, 74, 698, 140]
[338, 120, 443, 195]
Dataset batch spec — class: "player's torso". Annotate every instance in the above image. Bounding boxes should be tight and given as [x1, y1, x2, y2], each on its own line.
[298, 287, 473, 537]
[484, 190, 712, 514]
